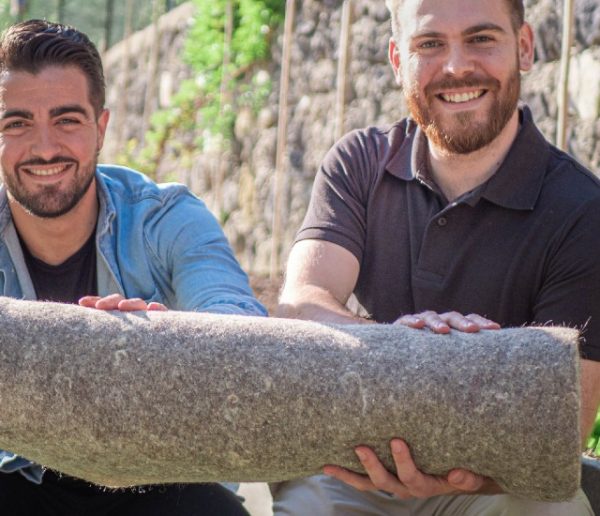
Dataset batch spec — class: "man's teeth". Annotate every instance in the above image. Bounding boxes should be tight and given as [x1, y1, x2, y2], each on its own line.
[441, 90, 484, 103]
[26, 166, 67, 176]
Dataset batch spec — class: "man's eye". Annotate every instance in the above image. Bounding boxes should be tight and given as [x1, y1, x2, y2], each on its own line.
[419, 40, 442, 49]
[471, 35, 493, 43]
[57, 118, 79, 125]
[2, 120, 26, 130]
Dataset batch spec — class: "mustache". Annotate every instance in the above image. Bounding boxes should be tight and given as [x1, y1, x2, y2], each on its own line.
[425, 76, 500, 96]
[17, 157, 78, 169]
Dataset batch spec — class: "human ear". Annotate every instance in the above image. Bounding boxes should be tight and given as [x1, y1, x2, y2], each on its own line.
[388, 37, 403, 86]
[518, 22, 534, 72]
[96, 109, 110, 151]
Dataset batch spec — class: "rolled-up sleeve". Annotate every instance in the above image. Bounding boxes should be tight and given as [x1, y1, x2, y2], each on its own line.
[146, 190, 267, 317]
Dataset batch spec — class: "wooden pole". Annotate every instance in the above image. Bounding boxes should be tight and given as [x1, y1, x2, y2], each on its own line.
[556, 0, 575, 151]
[56, 0, 66, 23]
[10, 0, 28, 22]
[110, 0, 134, 162]
[270, 0, 296, 279]
[335, 0, 352, 141]
[141, 0, 163, 149]
[213, 0, 234, 219]
[102, 0, 115, 52]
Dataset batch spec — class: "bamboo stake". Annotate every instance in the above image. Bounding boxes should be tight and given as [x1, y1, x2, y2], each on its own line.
[140, 0, 163, 149]
[56, 0, 66, 23]
[102, 0, 115, 53]
[556, 0, 575, 151]
[110, 0, 134, 162]
[10, 0, 28, 22]
[335, 0, 352, 141]
[213, 0, 234, 219]
[270, 0, 296, 279]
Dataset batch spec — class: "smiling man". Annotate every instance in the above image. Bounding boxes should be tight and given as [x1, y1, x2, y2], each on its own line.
[0, 19, 265, 516]
[275, 0, 600, 515]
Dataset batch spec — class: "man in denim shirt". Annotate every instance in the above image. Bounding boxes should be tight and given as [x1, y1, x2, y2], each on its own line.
[0, 19, 265, 516]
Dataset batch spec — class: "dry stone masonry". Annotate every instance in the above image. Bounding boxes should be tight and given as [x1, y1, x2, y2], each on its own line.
[101, 1, 600, 273]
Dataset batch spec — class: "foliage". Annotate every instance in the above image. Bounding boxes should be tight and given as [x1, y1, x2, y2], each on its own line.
[0, 0, 188, 49]
[120, 0, 284, 176]
[587, 409, 600, 457]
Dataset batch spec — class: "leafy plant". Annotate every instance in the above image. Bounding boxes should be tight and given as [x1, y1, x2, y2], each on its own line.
[120, 0, 284, 176]
[586, 409, 600, 457]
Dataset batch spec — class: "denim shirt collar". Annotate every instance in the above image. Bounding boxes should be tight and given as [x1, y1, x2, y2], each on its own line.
[0, 168, 124, 299]
[94, 169, 124, 296]
[0, 188, 36, 299]
[96, 169, 116, 238]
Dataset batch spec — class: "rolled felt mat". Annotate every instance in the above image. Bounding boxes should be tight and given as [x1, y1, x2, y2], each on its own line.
[0, 297, 581, 501]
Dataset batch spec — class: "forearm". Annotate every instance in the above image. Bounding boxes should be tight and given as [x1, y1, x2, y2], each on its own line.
[277, 284, 372, 325]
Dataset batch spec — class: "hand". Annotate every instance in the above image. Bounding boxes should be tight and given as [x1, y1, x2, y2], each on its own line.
[323, 439, 499, 499]
[394, 311, 500, 334]
[78, 294, 167, 312]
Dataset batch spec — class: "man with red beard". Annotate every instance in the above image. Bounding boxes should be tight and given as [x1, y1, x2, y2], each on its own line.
[0, 19, 265, 516]
[274, 0, 600, 514]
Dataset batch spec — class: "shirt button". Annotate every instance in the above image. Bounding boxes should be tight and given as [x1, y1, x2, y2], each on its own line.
[437, 217, 448, 227]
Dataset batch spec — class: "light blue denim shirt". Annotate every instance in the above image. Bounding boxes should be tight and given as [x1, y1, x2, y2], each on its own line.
[0, 164, 266, 483]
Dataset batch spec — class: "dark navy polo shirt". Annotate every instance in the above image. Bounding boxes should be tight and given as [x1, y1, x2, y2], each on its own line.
[297, 107, 600, 361]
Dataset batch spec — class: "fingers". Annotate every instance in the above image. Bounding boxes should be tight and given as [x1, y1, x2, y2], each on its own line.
[324, 446, 410, 497]
[78, 293, 125, 310]
[354, 446, 411, 498]
[395, 311, 450, 333]
[395, 311, 500, 333]
[78, 295, 101, 308]
[447, 468, 486, 492]
[465, 313, 501, 330]
[94, 294, 128, 310]
[325, 441, 486, 501]
[390, 439, 455, 498]
[395, 314, 427, 329]
[444, 311, 488, 332]
[116, 298, 149, 311]
[322, 464, 377, 492]
[78, 294, 167, 312]
[147, 302, 168, 311]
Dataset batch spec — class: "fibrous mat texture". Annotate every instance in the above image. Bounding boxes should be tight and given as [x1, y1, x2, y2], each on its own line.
[0, 298, 581, 501]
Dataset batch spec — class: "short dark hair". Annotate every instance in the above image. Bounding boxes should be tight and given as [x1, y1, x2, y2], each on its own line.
[0, 19, 105, 116]
[386, 0, 525, 38]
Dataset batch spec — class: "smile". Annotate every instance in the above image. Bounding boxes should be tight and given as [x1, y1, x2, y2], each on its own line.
[22, 164, 72, 177]
[439, 90, 486, 103]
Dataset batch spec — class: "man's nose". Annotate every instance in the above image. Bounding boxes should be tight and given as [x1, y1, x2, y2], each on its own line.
[30, 127, 61, 160]
[443, 45, 476, 77]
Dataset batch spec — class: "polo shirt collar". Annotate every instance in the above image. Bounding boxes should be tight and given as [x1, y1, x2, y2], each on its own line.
[384, 106, 550, 210]
[475, 106, 549, 210]
[385, 118, 421, 182]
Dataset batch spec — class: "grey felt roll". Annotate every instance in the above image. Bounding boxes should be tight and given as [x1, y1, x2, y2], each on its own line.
[0, 297, 581, 501]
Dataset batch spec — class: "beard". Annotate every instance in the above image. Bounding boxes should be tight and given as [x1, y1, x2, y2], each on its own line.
[405, 64, 521, 154]
[3, 156, 96, 218]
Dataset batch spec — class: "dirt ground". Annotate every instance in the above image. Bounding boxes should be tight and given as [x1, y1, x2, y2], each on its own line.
[249, 274, 282, 315]
[239, 482, 273, 516]
[238, 275, 282, 514]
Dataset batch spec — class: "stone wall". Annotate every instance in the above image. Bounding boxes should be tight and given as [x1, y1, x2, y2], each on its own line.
[101, 2, 195, 161]
[101, 0, 600, 274]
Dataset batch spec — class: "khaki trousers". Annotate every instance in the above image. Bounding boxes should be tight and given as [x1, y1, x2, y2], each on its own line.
[271, 475, 593, 516]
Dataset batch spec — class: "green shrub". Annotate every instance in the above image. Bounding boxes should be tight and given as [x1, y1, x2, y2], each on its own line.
[120, 0, 285, 176]
[587, 409, 600, 456]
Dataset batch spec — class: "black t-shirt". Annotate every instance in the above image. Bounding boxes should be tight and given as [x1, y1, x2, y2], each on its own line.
[297, 107, 600, 361]
[20, 230, 98, 304]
